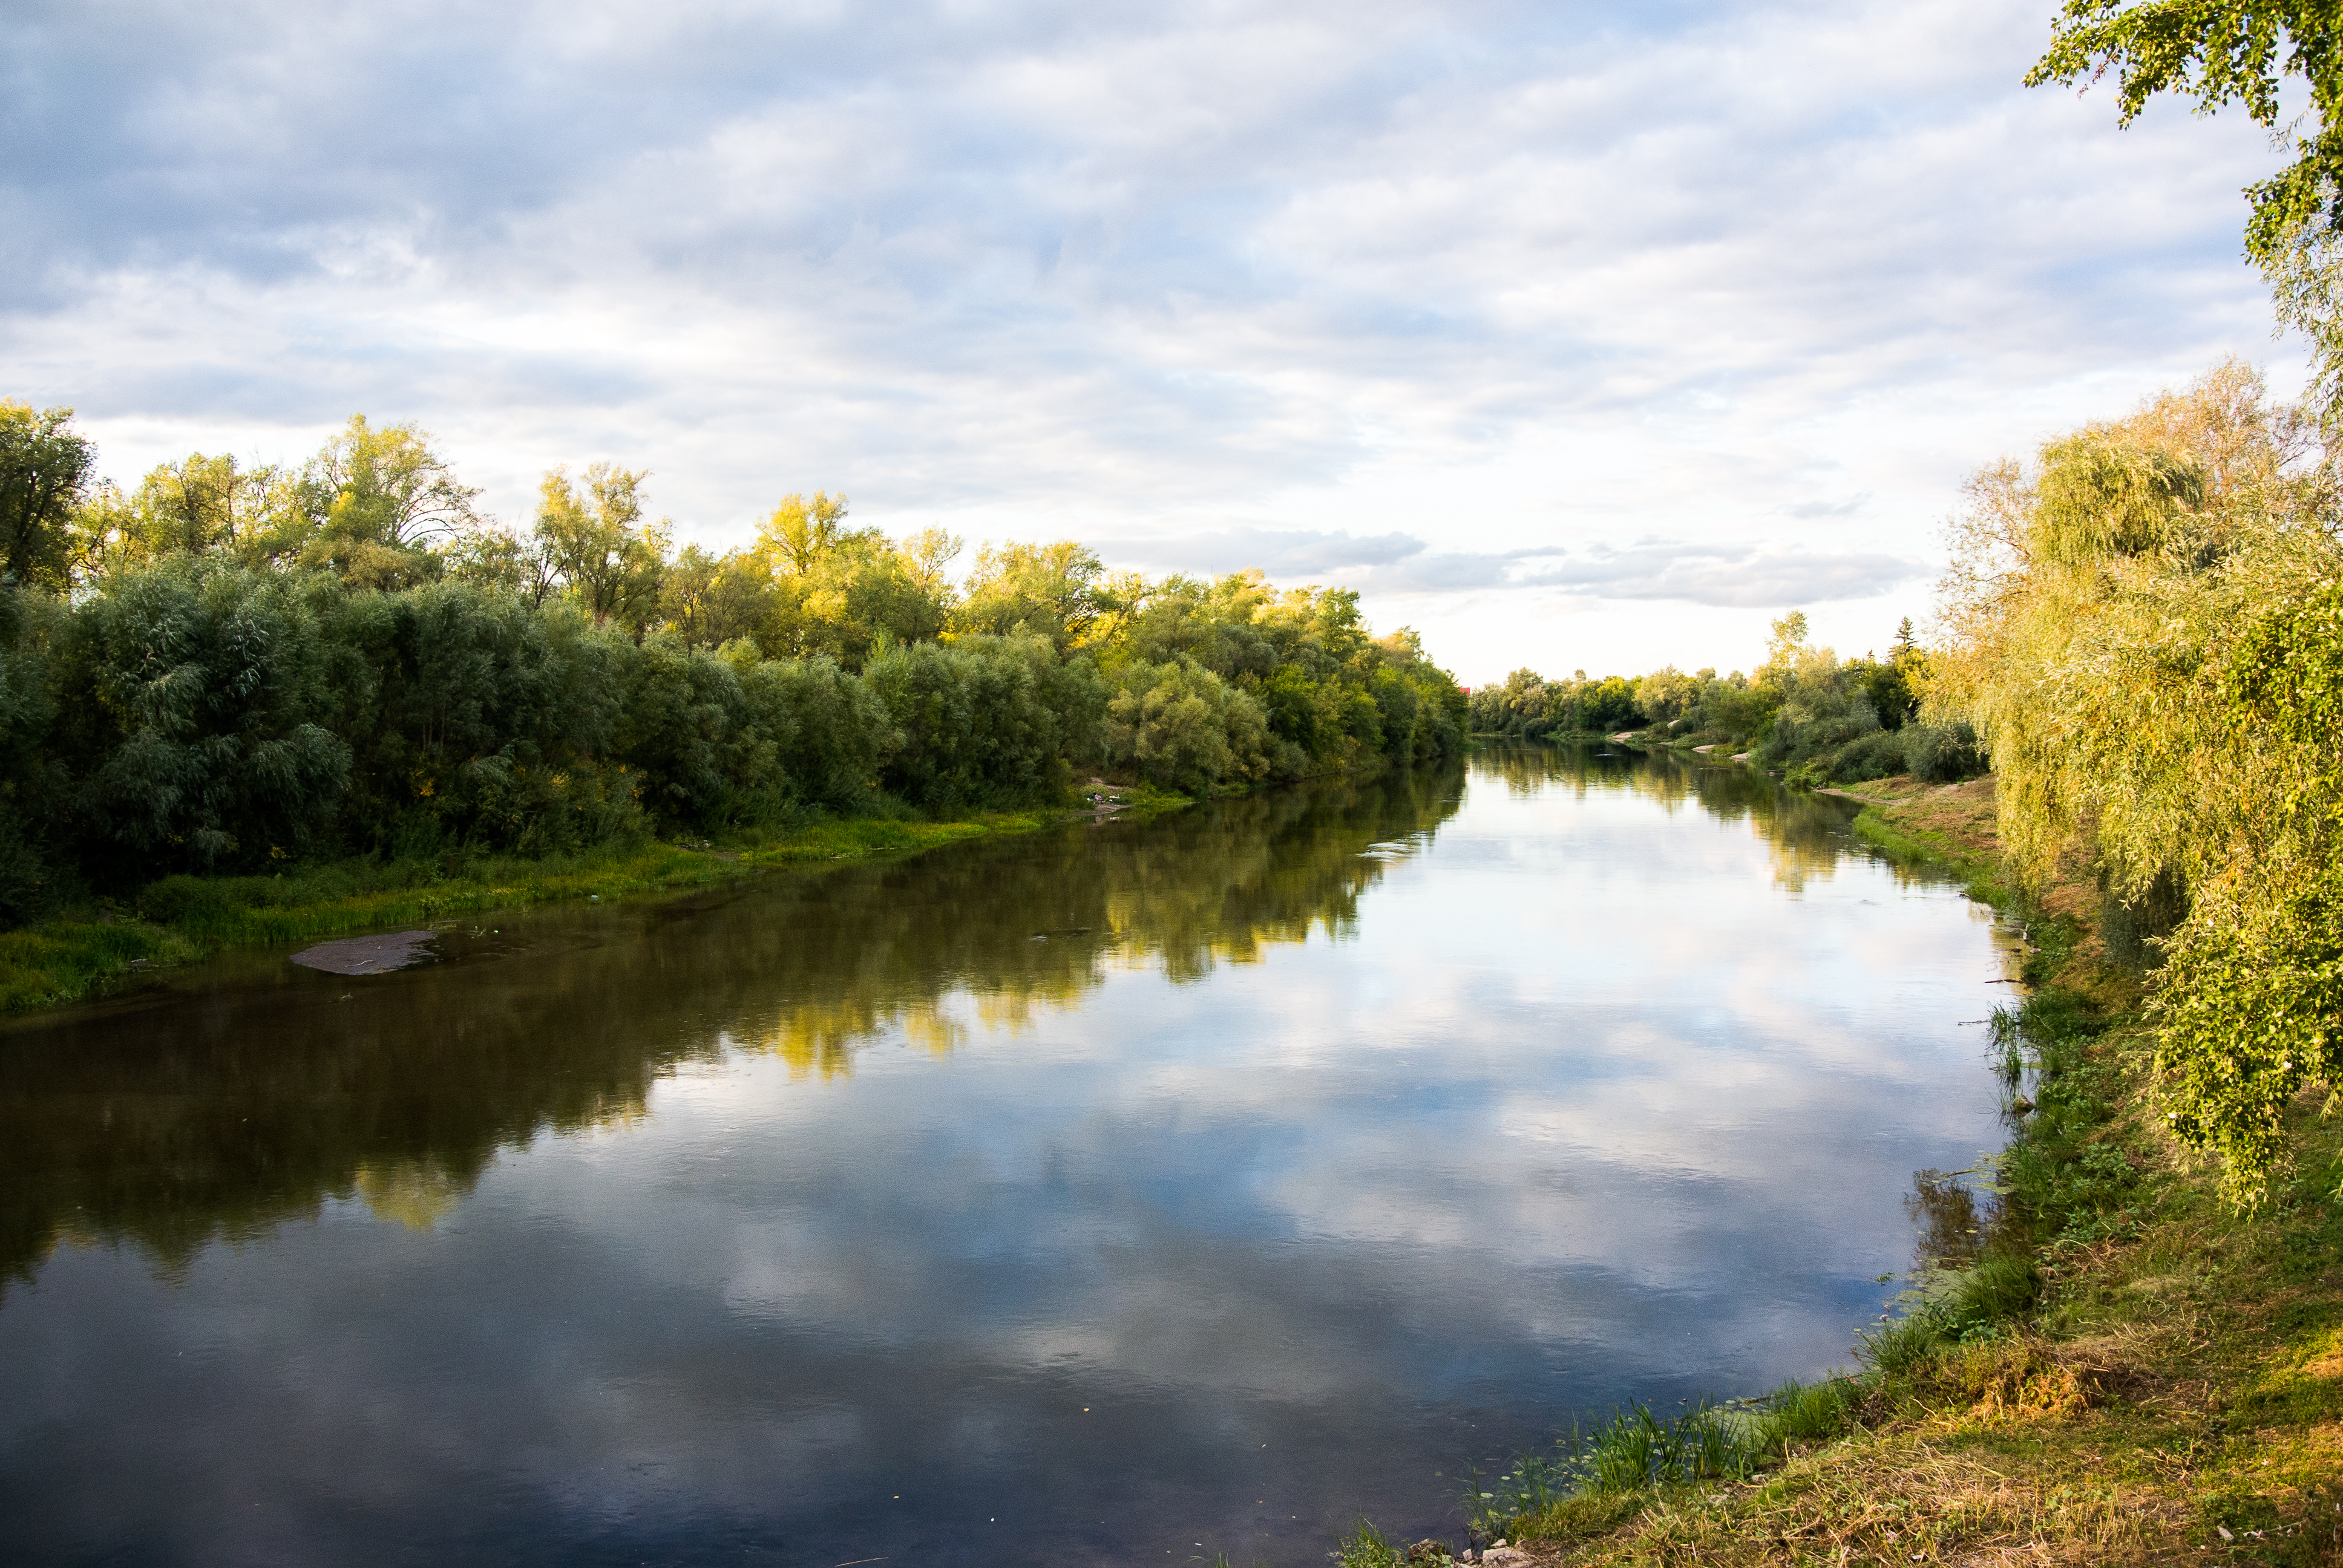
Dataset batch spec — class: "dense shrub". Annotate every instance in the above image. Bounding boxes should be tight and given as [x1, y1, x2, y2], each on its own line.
[1902, 720, 1987, 784]
[0, 405, 1471, 918]
[1105, 656, 1273, 793]
[57, 560, 352, 876]
[0, 586, 64, 920]
[863, 633, 1108, 809]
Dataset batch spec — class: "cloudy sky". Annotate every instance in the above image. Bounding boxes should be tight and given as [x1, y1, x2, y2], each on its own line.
[1, 0, 2299, 679]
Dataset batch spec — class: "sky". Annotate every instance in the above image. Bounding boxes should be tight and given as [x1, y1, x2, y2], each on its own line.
[0, 0, 2304, 682]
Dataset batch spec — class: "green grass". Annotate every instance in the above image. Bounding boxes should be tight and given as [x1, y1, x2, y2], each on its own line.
[0, 790, 1196, 1017]
[1851, 803, 2004, 906]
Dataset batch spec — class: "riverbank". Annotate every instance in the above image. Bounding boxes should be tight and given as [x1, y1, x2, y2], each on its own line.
[1346, 775, 2343, 1566]
[0, 785, 1189, 1016]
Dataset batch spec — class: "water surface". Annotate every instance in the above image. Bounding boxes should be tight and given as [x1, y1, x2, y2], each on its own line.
[0, 747, 2011, 1565]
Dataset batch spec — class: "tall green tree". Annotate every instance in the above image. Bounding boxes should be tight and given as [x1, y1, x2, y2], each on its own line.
[74, 452, 298, 572]
[954, 540, 1114, 653]
[0, 402, 95, 590]
[533, 463, 669, 632]
[296, 416, 483, 587]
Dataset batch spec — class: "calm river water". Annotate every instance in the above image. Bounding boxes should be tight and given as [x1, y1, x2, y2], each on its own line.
[0, 746, 2011, 1566]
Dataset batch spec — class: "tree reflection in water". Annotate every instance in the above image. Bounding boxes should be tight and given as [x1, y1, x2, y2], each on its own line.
[2, 765, 1469, 1285]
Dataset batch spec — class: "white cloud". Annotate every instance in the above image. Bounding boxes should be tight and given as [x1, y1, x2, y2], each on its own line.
[0, 0, 2302, 678]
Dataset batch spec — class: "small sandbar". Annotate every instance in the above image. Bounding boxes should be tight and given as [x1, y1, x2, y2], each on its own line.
[290, 931, 439, 976]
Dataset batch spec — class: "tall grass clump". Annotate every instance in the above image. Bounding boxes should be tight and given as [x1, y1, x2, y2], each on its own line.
[1446, 1379, 1865, 1552]
[1858, 1253, 2045, 1373]
[1751, 1376, 1858, 1448]
[1334, 1518, 1461, 1567]
[1570, 1400, 1757, 1494]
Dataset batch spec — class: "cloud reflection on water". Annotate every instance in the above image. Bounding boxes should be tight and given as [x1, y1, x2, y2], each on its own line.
[0, 750, 2011, 1566]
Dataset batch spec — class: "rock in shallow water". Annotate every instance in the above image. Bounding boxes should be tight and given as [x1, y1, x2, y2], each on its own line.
[289, 930, 439, 976]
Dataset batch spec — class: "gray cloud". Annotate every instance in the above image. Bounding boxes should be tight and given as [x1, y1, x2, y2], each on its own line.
[1118, 526, 1426, 576]
[0, 0, 2297, 675]
[1185, 532, 1927, 607]
[1505, 541, 1925, 606]
[1104, 527, 1919, 608]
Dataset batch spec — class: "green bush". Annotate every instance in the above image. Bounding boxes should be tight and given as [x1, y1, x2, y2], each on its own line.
[1104, 656, 1272, 793]
[864, 633, 1106, 809]
[1755, 1376, 1857, 1448]
[1903, 720, 1987, 783]
[59, 560, 351, 875]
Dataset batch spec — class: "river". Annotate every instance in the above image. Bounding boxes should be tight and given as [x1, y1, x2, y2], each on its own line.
[0, 745, 2012, 1566]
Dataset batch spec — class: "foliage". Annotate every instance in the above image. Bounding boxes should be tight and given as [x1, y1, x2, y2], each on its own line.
[296, 414, 485, 587]
[57, 559, 352, 876]
[1475, 613, 1980, 790]
[1928, 361, 2343, 1200]
[955, 538, 1115, 652]
[863, 633, 1104, 809]
[2026, 1, 2343, 267]
[0, 400, 95, 591]
[1467, 667, 1647, 737]
[0, 400, 1464, 920]
[1105, 656, 1273, 793]
[534, 463, 668, 632]
[2027, 4, 2343, 440]
[0, 586, 65, 921]
[73, 452, 300, 574]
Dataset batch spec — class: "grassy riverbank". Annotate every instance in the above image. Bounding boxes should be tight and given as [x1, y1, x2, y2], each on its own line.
[0, 787, 1187, 1016]
[1342, 776, 2343, 1567]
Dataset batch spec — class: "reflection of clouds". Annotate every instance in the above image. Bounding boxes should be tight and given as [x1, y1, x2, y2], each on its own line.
[491, 748, 1999, 1396]
[0, 751, 2010, 1566]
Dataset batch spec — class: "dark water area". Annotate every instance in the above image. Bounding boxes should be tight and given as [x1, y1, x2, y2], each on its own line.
[0, 746, 2013, 1566]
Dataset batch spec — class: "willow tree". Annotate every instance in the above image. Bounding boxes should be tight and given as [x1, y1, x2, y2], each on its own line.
[1931, 362, 2343, 1199]
[534, 463, 669, 632]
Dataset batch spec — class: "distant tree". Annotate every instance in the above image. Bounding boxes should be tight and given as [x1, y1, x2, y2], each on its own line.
[955, 540, 1113, 652]
[759, 492, 870, 575]
[74, 452, 299, 573]
[659, 544, 729, 648]
[439, 524, 560, 604]
[0, 402, 95, 591]
[1891, 616, 1919, 662]
[1636, 665, 1701, 725]
[534, 464, 670, 632]
[897, 526, 962, 604]
[1762, 610, 1810, 675]
[745, 495, 955, 665]
[295, 416, 483, 587]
